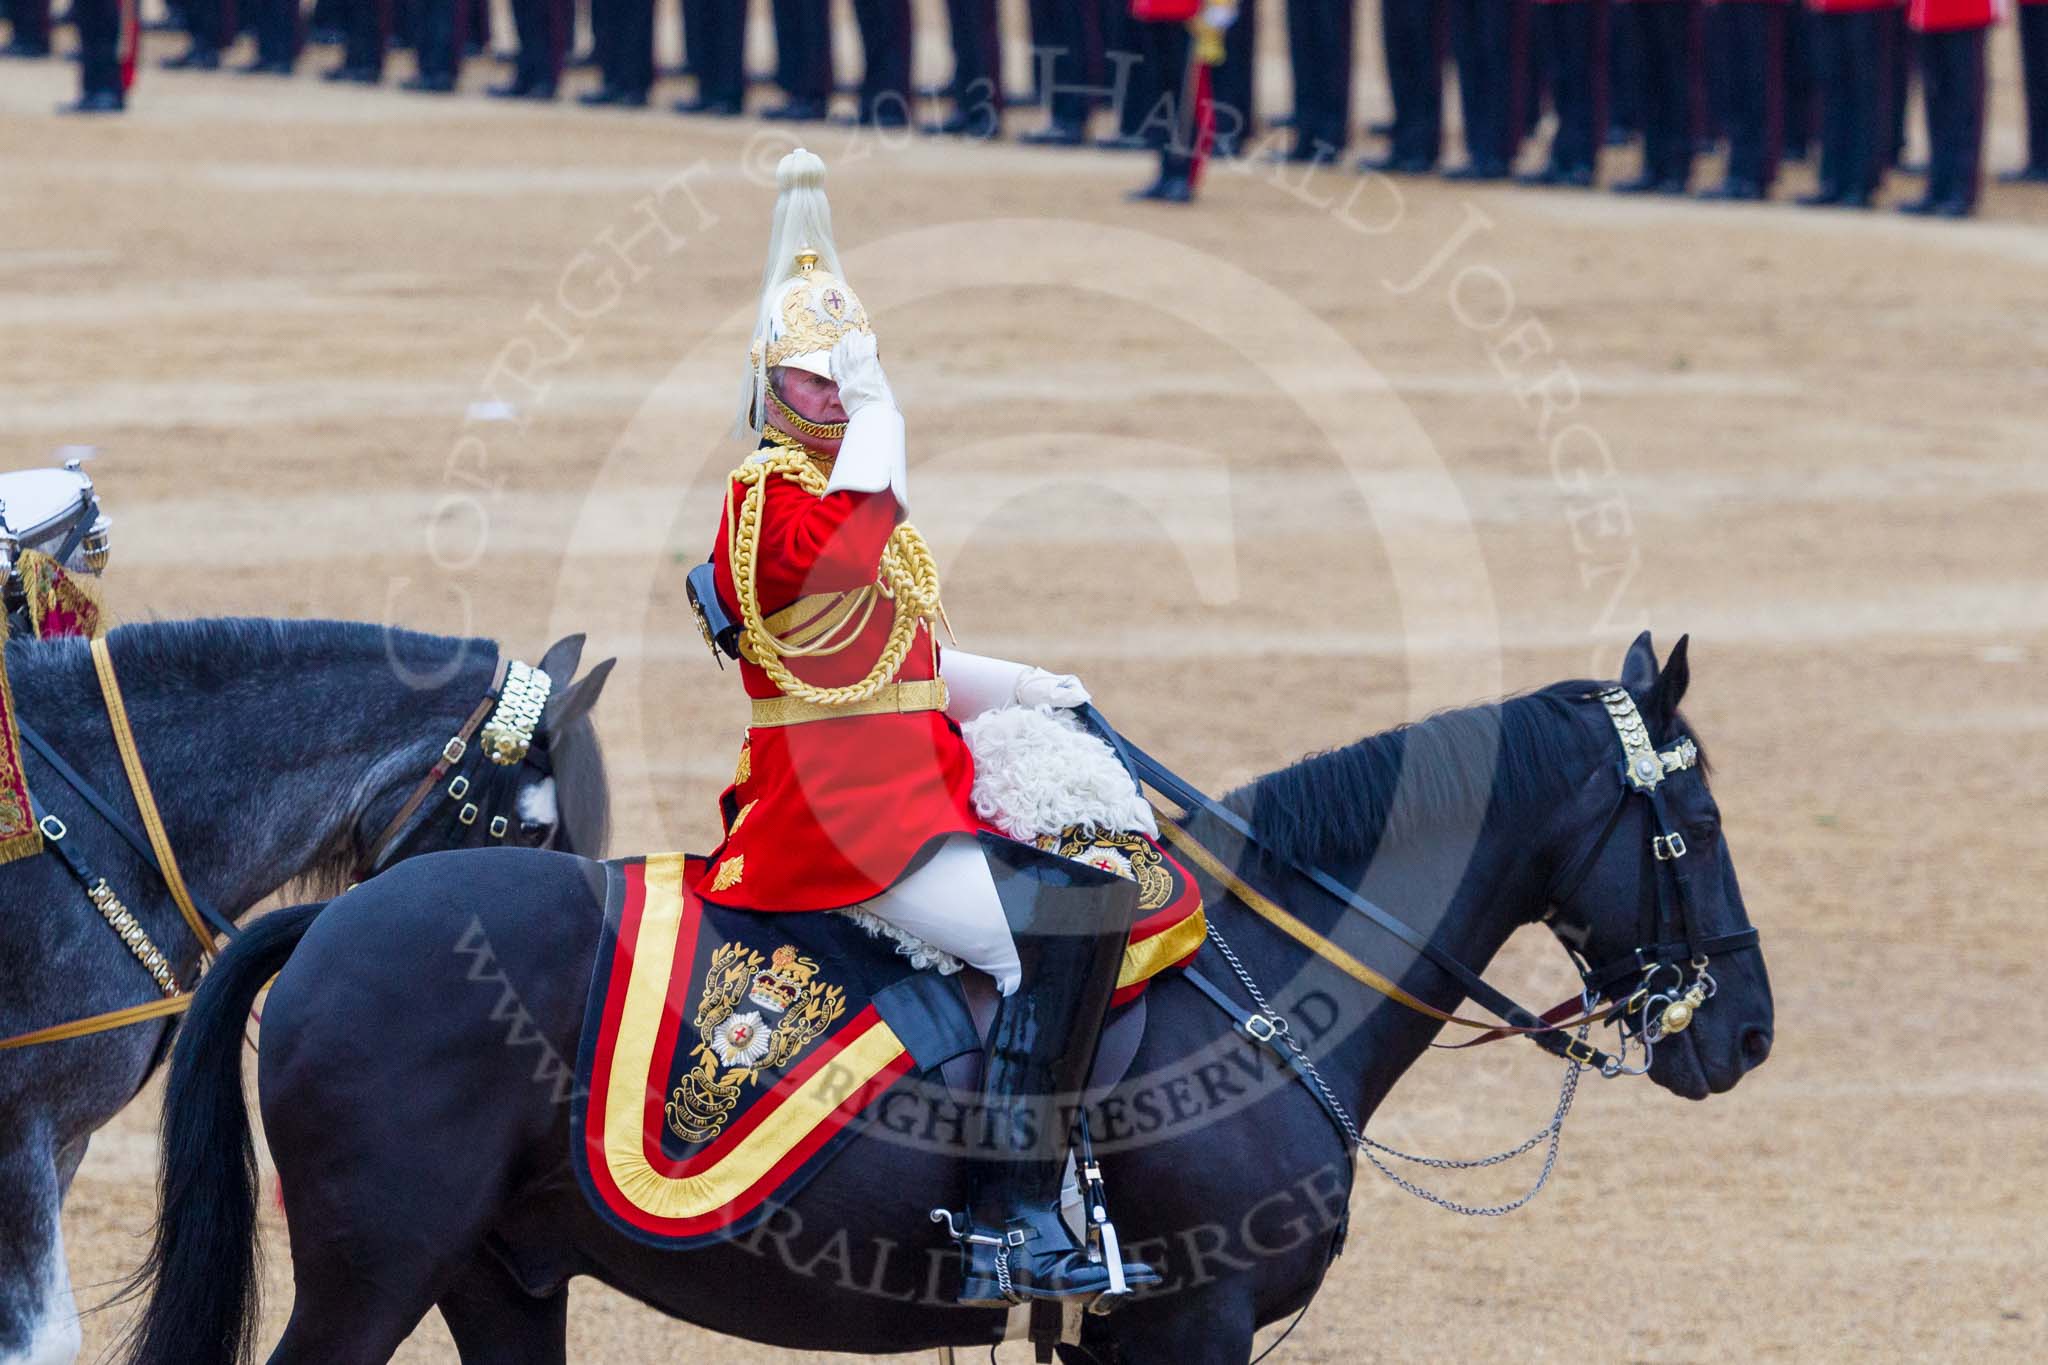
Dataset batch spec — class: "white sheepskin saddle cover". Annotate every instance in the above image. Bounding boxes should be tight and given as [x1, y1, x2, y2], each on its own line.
[838, 705, 1158, 974]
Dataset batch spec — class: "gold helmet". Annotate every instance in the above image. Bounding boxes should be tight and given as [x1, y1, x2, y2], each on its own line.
[738, 149, 875, 433]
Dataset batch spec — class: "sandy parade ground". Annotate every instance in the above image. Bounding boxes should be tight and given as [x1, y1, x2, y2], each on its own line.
[3, 3, 2046, 1359]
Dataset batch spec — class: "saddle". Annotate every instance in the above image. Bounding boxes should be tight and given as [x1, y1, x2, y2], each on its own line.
[570, 710, 1206, 1250]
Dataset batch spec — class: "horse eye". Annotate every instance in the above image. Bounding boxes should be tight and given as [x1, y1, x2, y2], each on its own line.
[519, 819, 552, 843]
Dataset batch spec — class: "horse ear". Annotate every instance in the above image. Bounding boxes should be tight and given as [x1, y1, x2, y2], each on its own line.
[545, 657, 615, 734]
[1651, 634, 1691, 722]
[535, 634, 587, 689]
[1620, 630, 1659, 696]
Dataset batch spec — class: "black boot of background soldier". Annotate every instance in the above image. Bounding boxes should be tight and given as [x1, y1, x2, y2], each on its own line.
[944, 840, 1159, 1307]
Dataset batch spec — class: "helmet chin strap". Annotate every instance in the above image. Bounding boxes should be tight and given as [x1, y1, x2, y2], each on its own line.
[766, 379, 848, 444]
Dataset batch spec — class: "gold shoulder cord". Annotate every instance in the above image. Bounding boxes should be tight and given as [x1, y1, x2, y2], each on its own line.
[725, 440, 944, 708]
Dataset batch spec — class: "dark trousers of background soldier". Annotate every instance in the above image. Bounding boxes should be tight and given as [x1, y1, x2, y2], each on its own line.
[1702, 2, 1784, 196]
[1526, 0, 1607, 183]
[1020, 0, 1102, 142]
[5, 0, 52, 53]
[2012, 4, 2048, 178]
[583, 0, 654, 101]
[851, 0, 912, 124]
[1284, 0, 1354, 159]
[1906, 24, 1985, 212]
[1211, 0, 1255, 153]
[166, 0, 231, 63]
[934, 0, 1003, 136]
[409, 0, 467, 85]
[767, 0, 831, 116]
[1804, 7, 1885, 204]
[498, 0, 568, 94]
[1884, 6, 1912, 167]
[1606, 2, 1639, 136]
[1130, 13, 1199, 198]
[332, 0, 392, 78]
[1449, 0, 1528, 176]
[1780, 5, 1812, 156]
[68, 0, 135, 106]
[1615, 0, 1695, 189]
[242, 0, 299, 69]
[1373, 0, 1445, 169]
[1102, 0, 1163, 147]
[675, 0, 742, 111]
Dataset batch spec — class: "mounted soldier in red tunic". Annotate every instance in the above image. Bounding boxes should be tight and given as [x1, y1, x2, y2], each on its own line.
[688, 148, 1160, 1308]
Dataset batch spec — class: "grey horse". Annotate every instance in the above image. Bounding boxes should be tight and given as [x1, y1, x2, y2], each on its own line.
[0, 618, 612, 1365]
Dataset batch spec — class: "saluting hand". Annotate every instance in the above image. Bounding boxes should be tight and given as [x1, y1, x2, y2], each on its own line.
[830, 333, 896, 417]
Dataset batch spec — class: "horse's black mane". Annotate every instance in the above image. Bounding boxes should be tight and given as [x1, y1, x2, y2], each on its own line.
[1219, 680, 1614, 871]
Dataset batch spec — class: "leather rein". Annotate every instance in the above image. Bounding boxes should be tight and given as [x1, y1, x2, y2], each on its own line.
[0, 649, 550, 1051]
[1083, 689, 1761, 1080]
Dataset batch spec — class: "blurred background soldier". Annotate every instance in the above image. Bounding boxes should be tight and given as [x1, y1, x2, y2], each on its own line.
[929, 0, 1003, 136]
[492, 0, 567, 96]
[1780, 4, 1814, 161]
[1520, 0, 1605, 185]
[1283, 0, 1354, 161]
[581, 0, 654, 104]
[1900, 0, 1992, 214]
[1098, 0, 1164, 150]
[1613, 0, 1696, 191]
[2, 0, 51, 55]
[238, 0, 301, 73]
[1801, 0, 1888, 205]
[1367, 0, 1446, 172]
[764, 0, 832, 120]
[1698, 0, 1786, 198]
[2006, 0, 2048, 181]
[405, 0, 470, 89]
[1448, 0, 1528, 177]
[1210, 0, 1256, 153]
[850, 0, 913, 126]
[326, 0, 391, 81]
[163, 0, 230, 67]
[1130, 0, 1236, 200]
[1021, 0, 1104, 144]
[64, 0, 134, 108]
[675, 0, 743, 113]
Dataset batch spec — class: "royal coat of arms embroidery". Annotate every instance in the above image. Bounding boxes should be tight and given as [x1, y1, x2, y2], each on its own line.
[1036, 827, 1175, 913]
[666, 942, 848, 1144]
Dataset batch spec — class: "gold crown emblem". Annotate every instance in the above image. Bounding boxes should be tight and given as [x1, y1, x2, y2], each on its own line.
[747, 943, 820, 1012]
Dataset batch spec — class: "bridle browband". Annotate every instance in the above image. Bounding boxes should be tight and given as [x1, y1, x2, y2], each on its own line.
[357, 657, 557, 879]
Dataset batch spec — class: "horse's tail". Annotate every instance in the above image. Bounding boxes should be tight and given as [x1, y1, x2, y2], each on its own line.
[118, 901, 325, 1365]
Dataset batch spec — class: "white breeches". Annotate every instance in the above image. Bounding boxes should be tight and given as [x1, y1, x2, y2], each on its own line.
[862, 834, 1022, 996]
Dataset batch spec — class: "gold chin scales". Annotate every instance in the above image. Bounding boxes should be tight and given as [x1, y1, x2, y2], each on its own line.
[767, 385, 848, 441]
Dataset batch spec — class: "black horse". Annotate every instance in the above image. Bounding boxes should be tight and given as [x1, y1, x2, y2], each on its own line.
[0, 619, 613, 1365]
[123, 633, 1772, 1365]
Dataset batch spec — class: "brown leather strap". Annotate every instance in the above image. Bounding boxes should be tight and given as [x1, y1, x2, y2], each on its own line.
[0, 993, 192, 1051]
[358, 658, 508, 876]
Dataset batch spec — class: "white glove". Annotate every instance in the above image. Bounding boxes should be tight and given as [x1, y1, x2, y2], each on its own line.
[829, 332, 895, 417]
[1200, 3, 1237, 30]
[822, 332, 908, 511]
[1015, 667, 1091, 710]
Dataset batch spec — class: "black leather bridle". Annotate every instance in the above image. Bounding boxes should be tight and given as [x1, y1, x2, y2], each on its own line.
[1545, 688, 1761, 1043]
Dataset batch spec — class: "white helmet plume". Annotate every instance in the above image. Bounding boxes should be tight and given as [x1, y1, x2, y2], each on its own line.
[736, 148, 859, 436]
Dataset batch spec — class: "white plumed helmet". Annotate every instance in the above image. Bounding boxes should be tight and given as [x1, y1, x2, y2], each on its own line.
[736, 149, 875, 435]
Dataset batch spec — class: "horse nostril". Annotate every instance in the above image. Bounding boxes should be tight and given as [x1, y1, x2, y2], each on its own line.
[1741, 1027, 1773, 1068]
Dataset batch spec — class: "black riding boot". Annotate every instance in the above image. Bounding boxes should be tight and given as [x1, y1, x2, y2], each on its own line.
[948, 839, 1159, 1307]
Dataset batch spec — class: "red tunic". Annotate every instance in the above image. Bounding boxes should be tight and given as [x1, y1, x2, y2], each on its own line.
[692, 457, 977, 913]
[1907, 0, 1996, 27]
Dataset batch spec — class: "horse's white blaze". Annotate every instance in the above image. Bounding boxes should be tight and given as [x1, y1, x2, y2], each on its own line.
[517, 776, 558, 828]
[4, 1231, 80, 1365]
